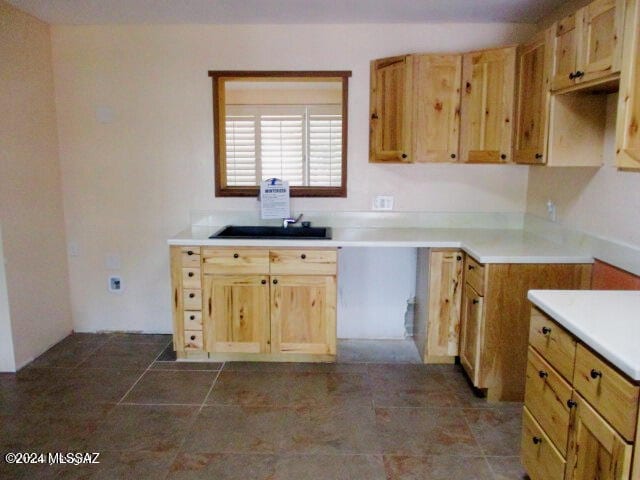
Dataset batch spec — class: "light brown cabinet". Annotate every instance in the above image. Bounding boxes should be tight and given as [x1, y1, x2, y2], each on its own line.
[522, 306, 639, 480]
[459, 282, 483, 384]
[514, 29, 552, 164]
[460, 46, 517, 163]
[369, 55, 413, 162]
[551, 0, 625, 91]
[414, 249, 463, 363]
[170, 246, 337, 362]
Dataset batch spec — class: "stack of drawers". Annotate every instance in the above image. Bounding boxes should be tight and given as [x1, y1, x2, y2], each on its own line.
[179, 246, 203, 351]
[522, 307, 640, 480]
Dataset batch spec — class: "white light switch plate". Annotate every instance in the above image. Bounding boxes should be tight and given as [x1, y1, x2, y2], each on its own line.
[373, 195, 394, 211]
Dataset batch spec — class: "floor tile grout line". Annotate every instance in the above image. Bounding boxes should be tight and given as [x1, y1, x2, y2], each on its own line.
[200, 368, 223, 411]
[460, 408, 489, 458]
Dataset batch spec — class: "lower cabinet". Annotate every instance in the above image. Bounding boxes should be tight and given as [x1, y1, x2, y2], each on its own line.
[459, 282, 483, 385]
[171, 246, 338, 362]
[522, 307, 638, 480]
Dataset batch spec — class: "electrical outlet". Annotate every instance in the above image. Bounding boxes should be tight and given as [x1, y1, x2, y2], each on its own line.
[108, 276, 123, 293]
[373, 195, 394, 211]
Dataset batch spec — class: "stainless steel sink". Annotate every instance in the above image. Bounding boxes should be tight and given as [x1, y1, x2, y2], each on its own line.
[210, 225, 332, 240]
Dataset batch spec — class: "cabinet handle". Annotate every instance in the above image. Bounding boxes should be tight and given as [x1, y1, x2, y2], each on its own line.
[190, 315, 195, 320]
[472, 299, 479, 305]
[451, 153, 456, 159]
[541, 326, 552, 335]
[569, 72, 577, 80]
[535, 153, 543, 159]
[468, 265, 475, 270]
[590, 369, 602, 379]
[189, 293, 195, 298]
[187, 250, 194, 256]
[500, 154, 507, 160]
[301, 254, 306, 259]
[401, 153, 408, 159]
[190, 335, 196, 341]
[188, 272, 194, 277]
[575, 71, 584, 79]
[567, 399, 577, 409]
[273, 279, 278, 285]
[233, 253, 239, 258]
[371, 113, 379, 120]
[532, 436, 542, 445]
[456, 255, 462, 261]
[538, 370, 548, 379]
[261, 279, 267, 285]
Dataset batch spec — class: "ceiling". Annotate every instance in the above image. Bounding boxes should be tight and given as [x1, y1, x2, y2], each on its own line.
[8, 0, 568, 25]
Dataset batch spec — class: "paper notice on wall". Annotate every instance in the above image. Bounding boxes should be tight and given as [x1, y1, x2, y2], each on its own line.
[260, 178, 290, 219]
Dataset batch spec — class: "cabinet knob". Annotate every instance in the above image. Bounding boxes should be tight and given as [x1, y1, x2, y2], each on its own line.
[451, 153, 456, 159]
[456, 255, 462, 261]
[535, 153, 543, 159]
[402, 153, 408, 159]
[261, 279, 267, 285]
[472, 299, 479, 305]
[187, 250, 194, 256]
[371, 113, 379, 120]
[301, 254, 306, 259]
[189, 293, 195, 298]
[567, 399, 577, 409]
[190, 335, 196, 341]
[575, 71, 584, 78]
[541, 326, 552, 335]
[532, 436, 542, 445]
[190, 315, 195, 320]
[233, 253, 239, 258]
[590, 369, 602, 379]
[468, 265, 475, 270]
[538, 370, 548, 379]
[569, 72, 576, 80]
[500, 154, 507, 160]
[188, 272, 194, 277]
[273, 279, 278, 285]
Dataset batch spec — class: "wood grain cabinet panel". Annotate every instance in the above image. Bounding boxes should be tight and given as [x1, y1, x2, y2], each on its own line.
[270, 275, 336, 355]
[269, 249, 337, 275]
[411, 54, 462, 163]
[514, 29, 552, 164]
[460, 46, 517, 163]
[522, 407, 567, 480]
[459, 282, 484, 386]
[203, 274, 271, 354]
[551, 13, 581, 90]
[580, 0, 625, 83]
[369, 55, 413, 163]
[529, 307, 577, 382]
[202, 248, 269, 275]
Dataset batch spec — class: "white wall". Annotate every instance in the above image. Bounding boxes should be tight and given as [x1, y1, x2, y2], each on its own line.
[51, 23, 535, 333]
[0, 225, 16, 372]
[0, 1, 73, 369]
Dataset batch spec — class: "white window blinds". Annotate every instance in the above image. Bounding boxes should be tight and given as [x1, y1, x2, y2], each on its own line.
[225, 104, 341, 187]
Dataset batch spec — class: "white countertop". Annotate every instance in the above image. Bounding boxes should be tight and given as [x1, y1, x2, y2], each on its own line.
[528, 290, 640, 381]
[168, 225, 594, 264]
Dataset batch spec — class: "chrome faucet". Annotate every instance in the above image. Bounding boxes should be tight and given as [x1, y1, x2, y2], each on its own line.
[283, 213, 303, 228]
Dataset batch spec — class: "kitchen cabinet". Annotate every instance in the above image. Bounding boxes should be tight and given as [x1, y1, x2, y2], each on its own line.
[457, 258, 591, 401]
[412, 54, 462, 163]
[616, 0, 640, 169]
[522, 306, 638, 480]
[170, 246, 337, 361]
[369, 55, 413, 163]
[550, 0, 625, 91]
[460, 46, 517, 163]
[514, 29, 552, 165]
[414, 249, 463, 363]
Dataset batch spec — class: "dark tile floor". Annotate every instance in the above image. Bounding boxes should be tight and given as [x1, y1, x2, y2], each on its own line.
[0, 334, 529, 479]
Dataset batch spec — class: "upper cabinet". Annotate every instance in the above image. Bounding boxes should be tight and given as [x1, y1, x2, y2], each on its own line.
[460, 46, 517, 163]
[515, 30, 552, 165]
[412, 54, 462, 163]
[551, 0, 625, 91]
[369, 55, 413, 162]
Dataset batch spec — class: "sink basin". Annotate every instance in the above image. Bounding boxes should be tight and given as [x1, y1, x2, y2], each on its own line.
[210, 225, 332, 240]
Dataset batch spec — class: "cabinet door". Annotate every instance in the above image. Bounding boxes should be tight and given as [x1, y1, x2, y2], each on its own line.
[459, 282, 484, 386]
[551, 13, 581, 90]
[412, 54, 462, 163]
[616, 0, 640, 169]
[514, 29, 552, 164]
[270, 275, 336, 355]
[203, 274, 270, 354]
[460, 47, 516, 163]
[565, 393, 633, 480]
[369, 55, 413, 162]
[579, 0, 625, 83]
[425, 250, 463, 361]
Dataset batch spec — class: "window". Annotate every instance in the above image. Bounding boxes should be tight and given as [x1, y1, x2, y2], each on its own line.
[225, 105, 342, 188]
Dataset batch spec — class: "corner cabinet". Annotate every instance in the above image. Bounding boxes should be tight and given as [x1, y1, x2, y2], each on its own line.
[170, 246, 338, 362]
[522, 307, 638, 480]
[459, 46, 517, 163]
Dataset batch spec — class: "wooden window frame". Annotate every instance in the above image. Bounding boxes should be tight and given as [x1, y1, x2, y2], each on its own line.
[209, 70, 351, 197]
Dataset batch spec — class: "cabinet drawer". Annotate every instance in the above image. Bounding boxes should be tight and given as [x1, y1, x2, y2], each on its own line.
[182, 268, 201, 289]
[521, 407, 566, 480]
[202, 248, 269, 275]
[183, 289, 202, 310]
[464, 255, 485, 294]
[181, 247, 201, 267]
[529, 307, 576, 381]
[525, 347, 573, 456]
[573, 343, 639, 441]
[184, 311, 202, 331]
[184, 330, 204, 350]
[269, 249, 337, 275]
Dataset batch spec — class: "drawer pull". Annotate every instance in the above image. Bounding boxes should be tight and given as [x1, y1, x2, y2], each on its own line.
[301, 254, 306, 259]
[190, 335, 196, 341]
[261, 279, 267, 285]
[541, 326, 552, 335]
[472, 299, 479, 304]
[468, 265, 475, 270]
[590, 369, 602, 379]
[187, 250, 194, 256]
[456, 255, 462, 261]
[567, 399, 577, 409]
[233, 253, 239, 258]
[190, 315, 195, 320]
[538, 370, 549, 379]
[451, 153, 457, 159]
[273, 279, 278, 285]
[189, 293, 195, 298]
[188, 272, 194, 277]
[501, 154, 507, 160]
[532, 436, 542, 445]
